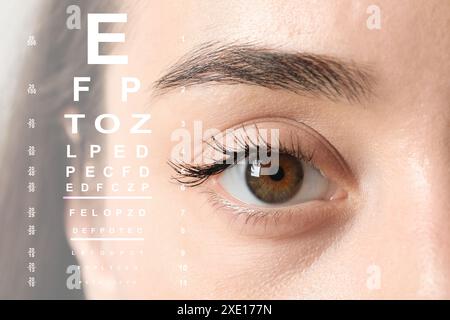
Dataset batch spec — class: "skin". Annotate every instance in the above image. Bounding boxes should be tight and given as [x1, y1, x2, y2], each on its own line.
[67, 0, 450, 299]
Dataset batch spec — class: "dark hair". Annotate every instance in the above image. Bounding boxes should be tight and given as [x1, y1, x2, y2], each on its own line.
[0, 0, 118, 299]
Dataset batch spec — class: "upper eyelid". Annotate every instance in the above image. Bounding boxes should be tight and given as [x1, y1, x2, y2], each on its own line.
[169, 133, 315, 187]
[169, 117, 356, 192]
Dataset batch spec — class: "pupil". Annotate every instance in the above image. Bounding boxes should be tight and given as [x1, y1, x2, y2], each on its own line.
[270, 167, 285, 181]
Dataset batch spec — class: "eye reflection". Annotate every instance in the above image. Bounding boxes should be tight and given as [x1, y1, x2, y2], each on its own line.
[245, 154, 304, 204]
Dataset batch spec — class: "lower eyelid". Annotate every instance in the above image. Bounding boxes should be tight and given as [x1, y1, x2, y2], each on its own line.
[201, 184, 351, 239]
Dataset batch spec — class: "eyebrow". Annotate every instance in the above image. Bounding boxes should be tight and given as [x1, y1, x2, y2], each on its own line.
[153, 42, 374, 103]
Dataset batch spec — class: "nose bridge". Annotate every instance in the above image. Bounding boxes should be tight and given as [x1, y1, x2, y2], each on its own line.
[403, 147, 450, 298]
[412, 100, 450, 222]
[419, 108, 450, 297]
[380, 104, 450, 297]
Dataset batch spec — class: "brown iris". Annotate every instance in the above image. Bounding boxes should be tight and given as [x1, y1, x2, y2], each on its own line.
[245, 154, 304, 204]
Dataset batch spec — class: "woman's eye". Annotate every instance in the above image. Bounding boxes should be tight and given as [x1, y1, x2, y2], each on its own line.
[219, 153, 331, 207]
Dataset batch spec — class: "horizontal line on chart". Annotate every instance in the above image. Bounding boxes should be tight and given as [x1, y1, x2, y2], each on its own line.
[63, 196, 152, 200]
[70, 237, 145, 241]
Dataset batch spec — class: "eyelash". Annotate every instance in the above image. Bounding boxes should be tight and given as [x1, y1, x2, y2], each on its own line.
[168, 127, 317, 188]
